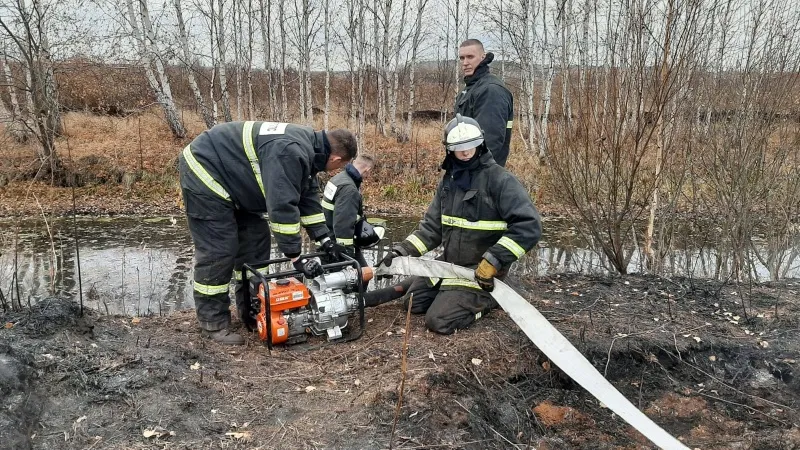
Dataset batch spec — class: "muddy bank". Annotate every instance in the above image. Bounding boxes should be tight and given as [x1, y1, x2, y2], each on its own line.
[1, 273, 798, 449]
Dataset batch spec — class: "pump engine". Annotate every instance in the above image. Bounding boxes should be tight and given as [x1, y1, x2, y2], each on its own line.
[242, 254, 372, 348]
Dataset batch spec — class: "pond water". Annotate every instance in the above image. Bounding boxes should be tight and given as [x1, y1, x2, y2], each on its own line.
[0, 215, 798, 315]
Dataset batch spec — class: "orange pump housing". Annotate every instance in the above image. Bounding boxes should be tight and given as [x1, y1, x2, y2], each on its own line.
[256, 278, 311, 344]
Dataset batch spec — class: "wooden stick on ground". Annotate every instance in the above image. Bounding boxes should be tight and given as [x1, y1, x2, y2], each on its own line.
[390, 293, 413, 450]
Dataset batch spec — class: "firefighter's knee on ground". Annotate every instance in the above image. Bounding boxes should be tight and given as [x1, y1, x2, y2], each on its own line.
[424, 312, 458, 335]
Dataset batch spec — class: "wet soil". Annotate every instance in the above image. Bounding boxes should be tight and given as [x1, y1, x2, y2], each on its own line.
[1, 273, 798, 449]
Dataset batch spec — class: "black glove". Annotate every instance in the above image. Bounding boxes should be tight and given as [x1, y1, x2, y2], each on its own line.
[379, 244, 408, 268]
[293, 257, 324, 278]
[319, 238, 348, 261]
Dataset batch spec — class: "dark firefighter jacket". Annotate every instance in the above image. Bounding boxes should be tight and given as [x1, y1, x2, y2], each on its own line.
[397, 150, 541, 291]
[322, 164, 364, 251]
[454, 53, 514, 167]
[180, 120, 329, 257]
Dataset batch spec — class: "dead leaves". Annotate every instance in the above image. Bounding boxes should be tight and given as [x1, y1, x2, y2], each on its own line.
[225, 431, 251, 440]
[142, 427, 174, 439]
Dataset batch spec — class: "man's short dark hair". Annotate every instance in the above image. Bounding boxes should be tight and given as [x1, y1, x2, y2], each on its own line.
[460, 39, 484, 51]
[327, 129, 358, 161]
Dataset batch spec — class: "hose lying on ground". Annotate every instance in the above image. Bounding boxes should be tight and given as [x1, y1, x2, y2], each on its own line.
[375, 256, 690, 450]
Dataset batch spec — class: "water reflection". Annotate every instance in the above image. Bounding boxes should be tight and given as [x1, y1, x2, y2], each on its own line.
[0, 215, 798, 315]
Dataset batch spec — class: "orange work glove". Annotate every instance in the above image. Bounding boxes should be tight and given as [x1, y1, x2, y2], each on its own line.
[474, 259, 498, 292]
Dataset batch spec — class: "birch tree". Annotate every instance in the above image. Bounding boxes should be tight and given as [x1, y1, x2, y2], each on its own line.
[258, 0, 277, 118]
[215, 0, 233, 122]
[373, 0, 387, 134]
[174, 0, 215, 128]
[402, 0, 428, 141]
[323, 0, 331, 128]
[0, 0, 64, 182]
[290, 0, 318, 124]
[245, 0, 254, 118]
[388, 0, 409, 136]
[345, 0, 359, 128]
[0, 40, 30, 142]
[278, 2, 288, 120]
[124, 0, 186, 138]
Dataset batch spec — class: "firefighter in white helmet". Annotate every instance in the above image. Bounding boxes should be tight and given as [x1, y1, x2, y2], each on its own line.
[374, 114, 542, 335]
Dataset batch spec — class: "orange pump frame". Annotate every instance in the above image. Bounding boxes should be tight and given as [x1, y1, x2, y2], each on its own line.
[255, 278, 311, 344]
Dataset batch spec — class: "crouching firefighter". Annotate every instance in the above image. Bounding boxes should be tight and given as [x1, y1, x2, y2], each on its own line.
[368, 114, 542, 335]
[321, 155, 385, 289]
[178, 121, 358, 345]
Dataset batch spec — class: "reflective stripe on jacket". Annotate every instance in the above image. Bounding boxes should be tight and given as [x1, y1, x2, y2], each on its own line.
[400, 151, 541, 290]
[322, 170, 363, 247]
[180, 121, 330, 256]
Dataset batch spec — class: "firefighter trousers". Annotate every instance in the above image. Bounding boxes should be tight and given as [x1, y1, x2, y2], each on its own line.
[179, 162, 271, 331]
[402, 276, 498, 335]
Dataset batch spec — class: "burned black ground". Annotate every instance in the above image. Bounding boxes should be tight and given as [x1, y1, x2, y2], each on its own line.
[1, 273, 799, 449]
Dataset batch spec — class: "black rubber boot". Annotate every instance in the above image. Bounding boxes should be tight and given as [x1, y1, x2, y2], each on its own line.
[201, 329, 245, 345]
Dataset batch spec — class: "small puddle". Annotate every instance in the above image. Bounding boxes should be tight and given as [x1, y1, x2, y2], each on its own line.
[1, 215, 797, 315]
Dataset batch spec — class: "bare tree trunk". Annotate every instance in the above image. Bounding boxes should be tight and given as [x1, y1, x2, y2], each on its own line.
[324, 0, 330, 128]
[499, 0, 505, 79]
[216, 0, 232, 122]
[246, 0, 254, 118]
[579, 0, 589, 92]
[138, 0, 184, 137]
[279, 4, 287, 120]
[389, 0, 408, 136]
[125, 0, 185, 138]
[525, 0, 536, 152]
[374, 0, 386, 134]
[560, 0, 572, 124]
[32, 0, 60, 138]
[208, 6, 219, 120]
[347, 0, 358, 128]
[357, 0, 366, 138]
[403, 0, 427, 142]
[1, 44, 30, 142]
[233, 0, 242, 119]
[258, 0, 276, 118]
[452, 0, 460, 97]
[174, 0, 215, 128]
[644, 0, 674, 268]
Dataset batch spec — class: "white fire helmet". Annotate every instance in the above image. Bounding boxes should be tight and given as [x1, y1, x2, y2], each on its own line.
[443, 114, 484, 152]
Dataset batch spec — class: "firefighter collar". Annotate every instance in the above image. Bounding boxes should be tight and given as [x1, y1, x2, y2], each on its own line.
[312, 131, 331, 173]
[464, 52, 495, 86]
[345, 163, 363, 188]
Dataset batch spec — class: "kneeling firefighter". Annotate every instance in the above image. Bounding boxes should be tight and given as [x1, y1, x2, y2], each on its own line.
[367, 114, 542, 335]
[321, 154, 385, 290]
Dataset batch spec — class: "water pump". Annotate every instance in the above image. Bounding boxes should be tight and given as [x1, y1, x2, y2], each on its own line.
[241, 253, 372, 348]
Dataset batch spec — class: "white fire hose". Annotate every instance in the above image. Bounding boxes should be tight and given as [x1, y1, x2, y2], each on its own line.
[375, 256, 690, 450]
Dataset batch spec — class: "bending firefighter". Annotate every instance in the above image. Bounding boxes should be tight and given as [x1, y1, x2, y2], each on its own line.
[371, 115, 542, 335]
[321, 155, 385, 289]
[179, 121, 357, 345]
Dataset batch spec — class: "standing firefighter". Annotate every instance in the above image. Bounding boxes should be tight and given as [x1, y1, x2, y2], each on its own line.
[376, 115, 541, 335]
[321, 155, 385, 288]
[455, 39, 514, 167]
[178, 121, 357, 345]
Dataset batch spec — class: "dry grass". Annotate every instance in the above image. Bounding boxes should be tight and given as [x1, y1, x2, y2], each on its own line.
[0, 108, 551, 217]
